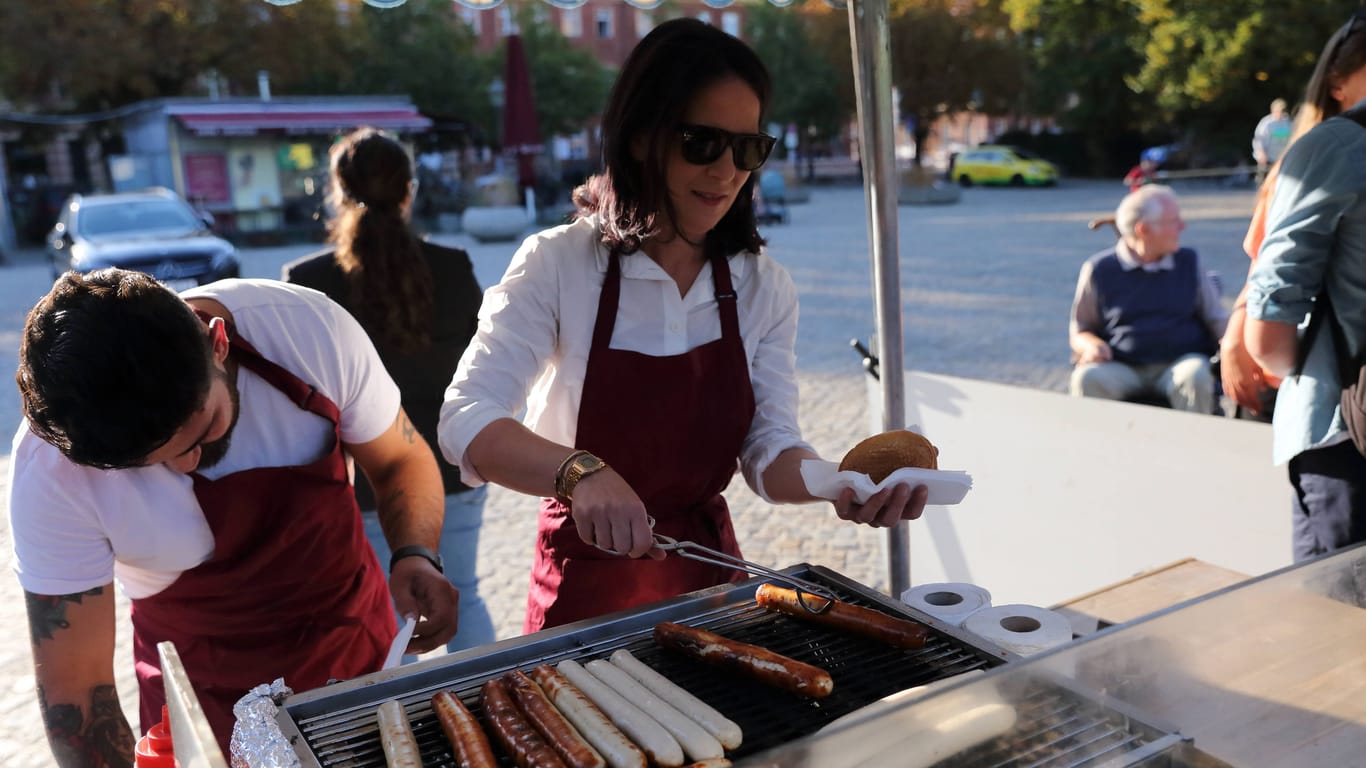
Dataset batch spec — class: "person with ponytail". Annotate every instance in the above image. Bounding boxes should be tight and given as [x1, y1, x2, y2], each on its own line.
[285, 127, 494, 653]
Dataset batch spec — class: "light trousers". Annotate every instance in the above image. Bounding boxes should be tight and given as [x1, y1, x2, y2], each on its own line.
[1070, 353, 1215, 414]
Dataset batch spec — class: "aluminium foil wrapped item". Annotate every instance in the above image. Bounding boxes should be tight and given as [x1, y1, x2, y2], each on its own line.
[230, 678, 300, 768]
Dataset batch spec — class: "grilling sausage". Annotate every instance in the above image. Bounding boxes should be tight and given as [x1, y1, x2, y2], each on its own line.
[529, 665, 647, 768]
[608, 649, 742, 751]
[558, 659, 686, 768]
[754, 583, 931, 650]
[431, 690, 499, 768]
[504, 670, 605, 768]
[375, 699, 424, 768]
[653, 622, 834, 699]
[584, 659, 724, 762]
[482, 677, 568, 768]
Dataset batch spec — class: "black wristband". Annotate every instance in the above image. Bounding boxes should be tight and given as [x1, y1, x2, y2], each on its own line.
[389, 545, 444, 574]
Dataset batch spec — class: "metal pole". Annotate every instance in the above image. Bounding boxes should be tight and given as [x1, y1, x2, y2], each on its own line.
[846, 0, 910, 597]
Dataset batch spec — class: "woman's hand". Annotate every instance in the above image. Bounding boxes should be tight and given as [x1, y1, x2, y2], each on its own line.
[1221, 336, 1271, 414]
[834, 483, 928, 528]
[569, 469, 666, 559]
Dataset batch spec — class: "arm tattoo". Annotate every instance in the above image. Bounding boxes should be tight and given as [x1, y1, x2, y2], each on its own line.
[399, 412, 417, 444]
[26, 587, 104, 645]
[39, 683, 134, 768]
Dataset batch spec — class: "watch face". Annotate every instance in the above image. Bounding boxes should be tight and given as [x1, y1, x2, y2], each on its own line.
[577, 454, 606, 472]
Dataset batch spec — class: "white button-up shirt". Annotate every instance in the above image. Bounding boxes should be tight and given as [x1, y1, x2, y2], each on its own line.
[439, 215, 812, 502]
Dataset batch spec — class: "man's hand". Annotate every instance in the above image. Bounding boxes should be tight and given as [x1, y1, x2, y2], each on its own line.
[389, 558, 460, 653]
[1221, 331, 1272, 414]
[569, 469, 666, 560]
[1074, 335, 1112, 365]
[833, 483, 929, 528]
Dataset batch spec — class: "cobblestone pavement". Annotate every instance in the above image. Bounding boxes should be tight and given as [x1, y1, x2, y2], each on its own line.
[0, 180, 1255, 763]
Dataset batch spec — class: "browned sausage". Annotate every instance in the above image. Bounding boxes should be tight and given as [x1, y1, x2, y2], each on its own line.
[653, 622, 834, 699]
[504, 670, 605, 768]
[529, 665, 648, 768]
[431, 690, 499, 768]
[755, 583, 931, 650]
[481, 677, 568, 768]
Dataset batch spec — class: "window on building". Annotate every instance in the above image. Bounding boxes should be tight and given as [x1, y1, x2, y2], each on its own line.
[561, 7, 582, 37]
[697, 11, 713, 26]
[596, 8, 614, 39]
[721, 12, 740, 37]
[532, 4, 549, 25]
[500, 6, 519, 35]
[635, 9, 653, 38]
[460, 6, 481, 33]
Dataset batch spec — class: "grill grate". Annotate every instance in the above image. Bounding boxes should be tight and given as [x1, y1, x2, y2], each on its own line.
[280, 567, 1184, 768]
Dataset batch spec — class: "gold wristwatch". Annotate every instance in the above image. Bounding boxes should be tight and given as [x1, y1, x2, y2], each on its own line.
[556, 450, 609, 503]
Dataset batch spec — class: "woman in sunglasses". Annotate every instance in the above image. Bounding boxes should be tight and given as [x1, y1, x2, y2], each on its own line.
[439, 18, 928, 633]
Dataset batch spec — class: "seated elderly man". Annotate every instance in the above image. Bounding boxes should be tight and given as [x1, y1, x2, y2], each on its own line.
[1069, 185, 1228, 413]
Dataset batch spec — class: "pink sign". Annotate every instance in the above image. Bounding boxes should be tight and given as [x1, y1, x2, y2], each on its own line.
[184, 153, 230, 202]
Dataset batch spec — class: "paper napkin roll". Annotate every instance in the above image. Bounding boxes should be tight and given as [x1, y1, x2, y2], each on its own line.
[963, 604, 1073, 657]
[900, 582, 992, 627]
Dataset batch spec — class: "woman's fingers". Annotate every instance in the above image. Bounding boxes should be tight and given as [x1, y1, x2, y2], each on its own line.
[835, 483, 929, 528]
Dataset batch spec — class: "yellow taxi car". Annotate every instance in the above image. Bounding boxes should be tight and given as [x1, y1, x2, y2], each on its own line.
[952, 145, 1059, 187]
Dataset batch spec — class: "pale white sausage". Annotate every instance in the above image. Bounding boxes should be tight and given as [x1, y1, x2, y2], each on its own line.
[376, 699, 424, 768]
[530, 665, 647, 768]
[585, 660, 724, 762]
[557, 659, 685, 768]
[608, 649, 743, 750]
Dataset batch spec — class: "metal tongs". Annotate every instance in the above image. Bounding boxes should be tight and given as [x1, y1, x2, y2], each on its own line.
[598, 515, 838, 614]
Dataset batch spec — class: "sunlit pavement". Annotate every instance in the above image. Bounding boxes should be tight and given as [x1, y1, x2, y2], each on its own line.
[0, 178, 1254, 762]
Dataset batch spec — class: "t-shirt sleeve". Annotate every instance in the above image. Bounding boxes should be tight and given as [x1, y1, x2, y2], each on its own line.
[8, 430, 114, 595]
[320, 296, 403, 445]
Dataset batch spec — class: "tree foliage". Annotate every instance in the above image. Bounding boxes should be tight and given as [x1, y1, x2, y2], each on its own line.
[505, 6, 615, 140]
[745, 0, 852, 142]
[888, 0, 1026, 164]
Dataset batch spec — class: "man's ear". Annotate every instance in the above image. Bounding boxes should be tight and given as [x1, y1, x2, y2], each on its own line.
[208, 317, 231, 368]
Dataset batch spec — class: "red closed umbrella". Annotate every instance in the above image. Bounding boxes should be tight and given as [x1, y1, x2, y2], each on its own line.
[501, 34, 543, 193]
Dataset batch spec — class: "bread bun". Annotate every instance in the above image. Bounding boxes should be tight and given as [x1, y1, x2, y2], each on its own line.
[839, 430, 938, 482]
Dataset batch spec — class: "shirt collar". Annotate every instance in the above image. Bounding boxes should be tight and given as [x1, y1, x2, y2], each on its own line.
[1116, 239, 1175, 272]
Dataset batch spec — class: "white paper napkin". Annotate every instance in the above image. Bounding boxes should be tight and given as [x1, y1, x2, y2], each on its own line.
[801, 459, 973, 506]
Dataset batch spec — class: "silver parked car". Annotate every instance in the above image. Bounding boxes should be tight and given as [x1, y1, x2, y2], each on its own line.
[47, 188, 240, 289]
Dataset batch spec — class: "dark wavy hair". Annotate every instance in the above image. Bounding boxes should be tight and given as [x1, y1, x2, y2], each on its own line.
[573, 18, 771, 259]
[17, 269, 214, 468]
[327, 127, 434, 354]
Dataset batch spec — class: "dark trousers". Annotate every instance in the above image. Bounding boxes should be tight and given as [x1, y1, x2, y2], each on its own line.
[1290, 440, 1366, 562]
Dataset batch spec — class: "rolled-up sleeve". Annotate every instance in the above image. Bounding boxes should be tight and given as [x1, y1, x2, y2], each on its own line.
[438, 239, 561, 485]
[1248, 126, 1358, 325]
[739, 264, 813, 502]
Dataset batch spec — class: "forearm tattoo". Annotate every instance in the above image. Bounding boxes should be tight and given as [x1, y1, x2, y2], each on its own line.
[39, 684, 134, 768]
[26, 587, 104, 645]
[400, 411, 417, 444]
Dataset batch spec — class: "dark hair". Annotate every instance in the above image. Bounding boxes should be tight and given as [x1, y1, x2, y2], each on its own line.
[1296, 15, 1366, 135]
[16, 269, 214, 468]
[573, 18, 771, 258]
[327, 127, 434, 354]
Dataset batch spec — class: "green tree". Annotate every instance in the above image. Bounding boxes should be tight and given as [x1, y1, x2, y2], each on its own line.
[746, 0, 852, 151]
[503, 6, 616, 140]
[889, 0, 1026, 165]
[1130, 0, 1356, 159]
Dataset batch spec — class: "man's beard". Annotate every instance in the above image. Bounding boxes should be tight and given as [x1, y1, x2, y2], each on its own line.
[196, 361, 241, 471]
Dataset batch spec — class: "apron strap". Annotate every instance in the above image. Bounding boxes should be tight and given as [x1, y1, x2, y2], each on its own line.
[711, 253, 741, 342]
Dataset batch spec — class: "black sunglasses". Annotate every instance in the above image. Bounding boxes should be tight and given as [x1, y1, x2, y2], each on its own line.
[676, 124, 777, 172]
[1329, 10, 1366, 66]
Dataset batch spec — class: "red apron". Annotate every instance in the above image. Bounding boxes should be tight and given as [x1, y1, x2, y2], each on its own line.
[525, 250, 757, 632]
[130, 321, 396, 755]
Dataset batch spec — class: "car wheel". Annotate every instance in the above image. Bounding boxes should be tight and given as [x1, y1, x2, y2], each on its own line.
[1010, 174, 1025, 187]
[957, 175, 973, 187]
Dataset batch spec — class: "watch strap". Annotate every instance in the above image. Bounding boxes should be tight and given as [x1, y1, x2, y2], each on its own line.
[389, 544, 444, 574]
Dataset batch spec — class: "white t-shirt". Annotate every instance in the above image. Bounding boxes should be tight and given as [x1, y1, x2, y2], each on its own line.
[438, 215, 813, 502]
[8, 279, 401, 599]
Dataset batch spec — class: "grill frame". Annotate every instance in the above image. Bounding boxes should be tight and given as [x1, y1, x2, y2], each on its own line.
[275, 565, 1202, 767]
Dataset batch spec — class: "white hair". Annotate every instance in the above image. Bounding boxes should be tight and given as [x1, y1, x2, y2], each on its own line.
[1116, 184, 1177, 240]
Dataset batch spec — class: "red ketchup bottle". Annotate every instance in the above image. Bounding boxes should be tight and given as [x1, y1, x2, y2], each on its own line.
[134, 705, 177, 767]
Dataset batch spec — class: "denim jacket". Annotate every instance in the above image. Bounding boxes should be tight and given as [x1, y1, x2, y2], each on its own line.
[1247, 104, 1366, 465]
